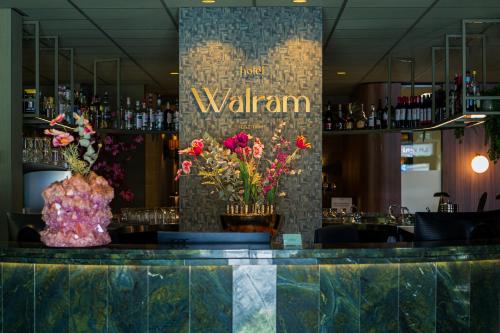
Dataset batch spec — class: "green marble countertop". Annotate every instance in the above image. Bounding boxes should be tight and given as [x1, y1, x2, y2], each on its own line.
[2, 240, 500, 265]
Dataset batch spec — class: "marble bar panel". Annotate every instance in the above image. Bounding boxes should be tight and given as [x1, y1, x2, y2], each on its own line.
[35, 264, 70, 333]
[436, 261, 471, 333]
[2, 263, 34, 333]
[190, 265, 233, 332]
[320, 264, 360, 333]
[470, 260, 500, 333]
[107, 265, 148, 333]
[148, 266, 189, 333]
[233, 265, 277, 333]
[69, 265, 108, 332]
[399, 262, 437, 333]
[360, 262, 399, 333]
[277, 265, 320, 333]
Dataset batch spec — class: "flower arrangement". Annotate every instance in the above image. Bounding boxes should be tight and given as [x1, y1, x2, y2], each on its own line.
[40, 113, 114, 247]
[176, 122, 311, 212]
[44, 113, 100, 175]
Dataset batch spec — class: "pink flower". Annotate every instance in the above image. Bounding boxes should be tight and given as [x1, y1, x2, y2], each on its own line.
[83, 123, 95, 135]
[223, 137, 237, 151]
[182, 160, 192, 174]
[44, 128, 66, 137]
[253, 139, 264, 159]
[174, 169, 183, 181]
[49, 113, 64, 126]
[133, 135, 144, 144]
[119, 189, 134, 202]
[235, 132, 249, 148]
[263, 185, 274, 194]
[53, 132, 74, 147]
[277, 152, 288, 164]
[296, 135, 311, 150]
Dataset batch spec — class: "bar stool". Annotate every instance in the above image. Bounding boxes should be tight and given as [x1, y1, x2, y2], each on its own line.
[6, 212, 44, 242]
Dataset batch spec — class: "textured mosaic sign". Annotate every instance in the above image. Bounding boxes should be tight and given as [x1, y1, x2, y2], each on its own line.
[179, 7, 322, 240]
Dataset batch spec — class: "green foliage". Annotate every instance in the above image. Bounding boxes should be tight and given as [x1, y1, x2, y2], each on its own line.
[485, 116, 500, 163]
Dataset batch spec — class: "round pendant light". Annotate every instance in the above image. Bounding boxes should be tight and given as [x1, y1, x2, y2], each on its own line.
[471, 154, 489, 174]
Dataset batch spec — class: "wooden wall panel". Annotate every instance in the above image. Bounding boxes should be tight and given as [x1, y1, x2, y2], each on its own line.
[442, 126, 500, 212]
[323, 132, 401, 213]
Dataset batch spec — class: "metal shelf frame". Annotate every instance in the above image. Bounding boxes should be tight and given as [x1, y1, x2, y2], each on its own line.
[22, 21, 39, 117]
[462, 19, 500, 116]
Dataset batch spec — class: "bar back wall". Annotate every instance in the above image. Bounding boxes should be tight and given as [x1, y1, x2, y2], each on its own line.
[179, 7, 322, 239]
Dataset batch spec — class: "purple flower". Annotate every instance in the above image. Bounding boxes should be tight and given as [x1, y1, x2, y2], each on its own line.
[235, 132, 249, 148]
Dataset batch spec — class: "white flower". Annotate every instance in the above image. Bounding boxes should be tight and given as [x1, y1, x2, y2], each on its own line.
[297, 169, 302, 175]
[278, 192, 286, 197]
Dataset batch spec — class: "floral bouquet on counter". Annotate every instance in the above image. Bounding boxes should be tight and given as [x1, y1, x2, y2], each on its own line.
[39, 113, 114, 247]
[176, 121, 311, 214]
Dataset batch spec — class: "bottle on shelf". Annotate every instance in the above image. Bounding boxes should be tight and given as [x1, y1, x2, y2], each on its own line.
[382, 97, 389, 129]
[125, 97, 133, 130]
[141, 100, 149, 131]
[148, 94, 155, 130]
[173, 99, 179, 132]
[368, 104, 376, 129]
[395, 97, 401, 128]
[156, 95, 164, 130]
[102, 91, 111, 129]
[324, 101, 333, 131]
[470, 70, 481, 111]
[335, 104, 343, 131]
[166, 101, 173, 131]
[344, 103, 354, 130]
[135, 100, 143, 130]
[356, 104, 367, 129]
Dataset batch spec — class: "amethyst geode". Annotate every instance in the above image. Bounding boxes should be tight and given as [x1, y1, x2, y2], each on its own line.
[40, 172, 114, 247]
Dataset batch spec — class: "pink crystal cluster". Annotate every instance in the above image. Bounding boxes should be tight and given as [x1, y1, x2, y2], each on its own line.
[40, 172, 114, 247]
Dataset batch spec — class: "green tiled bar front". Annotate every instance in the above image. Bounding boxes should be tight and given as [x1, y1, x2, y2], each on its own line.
[1, 243, 500, 332]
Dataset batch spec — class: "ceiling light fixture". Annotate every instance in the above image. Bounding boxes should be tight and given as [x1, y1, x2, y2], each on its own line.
[292, 0, 308, 3]
[201, 0, 216, 3]
[336, 71, 347, 76]
[170, 72, 179, 75]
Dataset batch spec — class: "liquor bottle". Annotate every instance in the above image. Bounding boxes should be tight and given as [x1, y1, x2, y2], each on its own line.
[102, 91, 111, 128]
[368, 104, 376, 129]
[376, 99, 383, 129]
[414, 96, 420, 128]
[382, 97, 389, 129]
[472, 70, 480, 111]
[356, 104, 367, 129]
[156, 95, 164, 130]
[335, 104, 343, 130]
[117, 98, 124, 129]
[395, 97, 401, 128]
[173, 100, 179, 132]
[89, 96, 97, 128]
[146, 94, 154, 130]
[406, 97, 412, 128]
[344, 103, 354, 130]
[324, 102, 333, 131]
[166, 101, 173, 131]
[426, 95, 432, 125]
[141, 100, 149, 131]
[125, 97, 133, 130]
[135, 100, 143, 130]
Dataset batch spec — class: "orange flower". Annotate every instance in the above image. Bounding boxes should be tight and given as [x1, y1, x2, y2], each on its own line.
[49, 113, 65, 126]
[295, 135, 311, 149]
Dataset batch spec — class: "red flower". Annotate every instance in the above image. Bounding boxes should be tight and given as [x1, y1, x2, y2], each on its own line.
[182, 160, 192, 174]
[223, 137, 237, 151]
[296, 135, 311, 150]
[235, 132, 249, 148]
[49, 113, 65, 126]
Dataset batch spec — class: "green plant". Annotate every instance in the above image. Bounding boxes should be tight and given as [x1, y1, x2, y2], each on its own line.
[483, 84, 500, 163]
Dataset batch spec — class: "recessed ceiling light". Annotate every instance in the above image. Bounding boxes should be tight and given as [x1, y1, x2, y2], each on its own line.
[292, 0, 308, 3]
[201, 0, 216, 3]
[170, 72, 179, 75]
[336, 71, 347, 76]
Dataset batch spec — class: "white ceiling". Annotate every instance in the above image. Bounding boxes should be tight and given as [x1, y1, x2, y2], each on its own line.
[2, 0, 500, 97]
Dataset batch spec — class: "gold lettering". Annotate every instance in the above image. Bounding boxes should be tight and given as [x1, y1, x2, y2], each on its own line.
[282, 95, 310, 113]
[245, 88, 251, 113]
[228, 96, 244, 113]
[265, 96, 281, 113]
[252, 95, 266, 113]
[191, 87, 231, 113]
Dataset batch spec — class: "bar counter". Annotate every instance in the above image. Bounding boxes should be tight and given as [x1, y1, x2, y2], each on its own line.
[1, 240, 500, 332]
